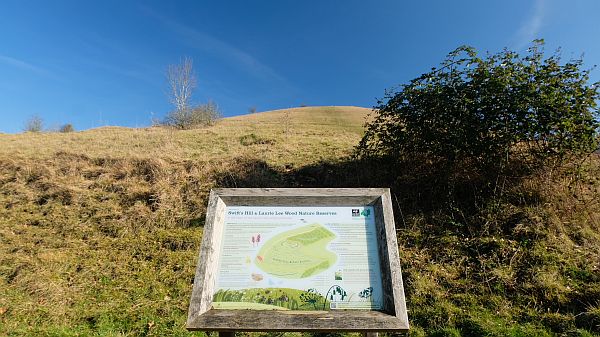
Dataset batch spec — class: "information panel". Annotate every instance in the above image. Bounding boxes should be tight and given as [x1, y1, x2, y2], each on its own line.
[213, 206, 383, 311]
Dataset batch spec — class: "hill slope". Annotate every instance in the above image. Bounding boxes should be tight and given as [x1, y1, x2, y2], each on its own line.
[0, 106, 371, 166]
[0, 106, 373, 336]
[1, 106, 599, 336]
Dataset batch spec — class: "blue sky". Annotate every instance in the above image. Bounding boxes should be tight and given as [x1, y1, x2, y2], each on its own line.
[1, 0, 599, 133]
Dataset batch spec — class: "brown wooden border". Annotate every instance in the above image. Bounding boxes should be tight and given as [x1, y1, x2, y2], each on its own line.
[186, 188, 409, 332]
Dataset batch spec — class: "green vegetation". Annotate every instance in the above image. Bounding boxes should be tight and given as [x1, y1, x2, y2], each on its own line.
[212, 288, 329, 311]
[352, 42, 600, 336]
[358, 40, 599, 174]
[211, 302, 288, 310]
[0, 106, 369, 336]
[1, 52, 599, 337]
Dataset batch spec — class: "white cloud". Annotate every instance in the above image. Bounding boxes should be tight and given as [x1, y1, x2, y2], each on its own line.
[0, 54, 52, 76]
[141, 5, 291, 87]
[513, 0, 547, 50]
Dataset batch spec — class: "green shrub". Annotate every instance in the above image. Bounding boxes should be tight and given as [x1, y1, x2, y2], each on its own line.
[357, 40, 599, 174]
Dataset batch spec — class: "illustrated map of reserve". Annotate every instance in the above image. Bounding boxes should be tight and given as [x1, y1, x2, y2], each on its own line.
[255, 224, 337, 279]
[212, 206, 384, 311]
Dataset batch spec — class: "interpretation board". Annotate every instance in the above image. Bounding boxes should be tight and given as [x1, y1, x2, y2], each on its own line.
[215, 206, 383, 310]
[187, 188, 409, 332]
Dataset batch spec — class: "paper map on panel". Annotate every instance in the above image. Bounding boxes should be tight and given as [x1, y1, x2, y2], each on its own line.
[212, 206, 383, 311]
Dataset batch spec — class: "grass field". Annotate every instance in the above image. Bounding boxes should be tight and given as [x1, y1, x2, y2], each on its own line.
[0, 106, 370, 336]
[1, 105, 600, 336]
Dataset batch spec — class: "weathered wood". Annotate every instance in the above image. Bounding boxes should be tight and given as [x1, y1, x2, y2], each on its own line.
[214, 187, 390, 197]
[187, 188, 409, 332]
[373, 190, 409, 323]
[188, 309, 409, 331]
[217, 188, 388, 206]
[187, 191, 226, 324]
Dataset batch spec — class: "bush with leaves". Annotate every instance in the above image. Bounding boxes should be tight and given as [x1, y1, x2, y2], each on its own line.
[357, 41, 599, 174]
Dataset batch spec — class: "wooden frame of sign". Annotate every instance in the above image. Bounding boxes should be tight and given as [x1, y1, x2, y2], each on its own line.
[186, 188, 409, 332]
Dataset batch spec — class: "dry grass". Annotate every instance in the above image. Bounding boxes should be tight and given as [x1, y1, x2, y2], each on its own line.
[0, 106, 372, 336]
[0, 106, 371, 166]
[1, 105, 599, 336]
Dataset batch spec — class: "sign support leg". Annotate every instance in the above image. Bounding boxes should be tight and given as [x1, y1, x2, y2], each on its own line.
[362, 332, 379, 337]
[219, 332, 234, 337]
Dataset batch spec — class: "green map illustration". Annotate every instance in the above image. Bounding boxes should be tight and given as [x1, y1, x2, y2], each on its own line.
[255, 224, 337, 278]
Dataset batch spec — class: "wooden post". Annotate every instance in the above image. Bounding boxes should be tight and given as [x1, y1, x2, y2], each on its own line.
[219, 332, 234, 337]
[362, 332, 379, 337]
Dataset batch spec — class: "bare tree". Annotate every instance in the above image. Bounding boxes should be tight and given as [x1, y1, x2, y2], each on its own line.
[24, 115, 43, 132]
[165, 57, 196, 128]
[163, 57, 222, 129]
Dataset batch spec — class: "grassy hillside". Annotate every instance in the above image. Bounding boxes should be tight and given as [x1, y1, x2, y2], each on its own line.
[0, 106, 371, 336]
[0, 106, 371, 164]
[1, 106, 599, 336]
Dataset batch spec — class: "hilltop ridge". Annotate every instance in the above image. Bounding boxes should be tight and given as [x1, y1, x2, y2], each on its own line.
[0, 106, 370, 166]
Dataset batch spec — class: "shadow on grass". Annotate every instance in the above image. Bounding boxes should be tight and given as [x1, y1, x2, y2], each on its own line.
[214, 156, 540, 236]
[212, 156, 600, 335]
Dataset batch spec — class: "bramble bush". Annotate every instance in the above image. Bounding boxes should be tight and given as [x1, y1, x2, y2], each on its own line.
[351, 44, 600, 335]
[357, 41, 599, 175]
